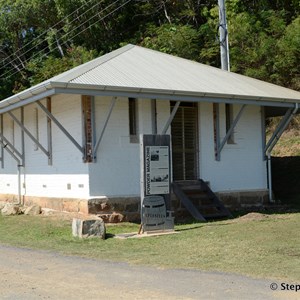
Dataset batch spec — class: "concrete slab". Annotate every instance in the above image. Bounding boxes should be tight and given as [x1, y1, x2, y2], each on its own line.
[115, 230, 179, 239]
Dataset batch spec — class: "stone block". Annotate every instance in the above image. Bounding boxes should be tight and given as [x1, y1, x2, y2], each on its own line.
[110, 202, 126, 212]
[72, 217, 106, 239]
[109, 213, 124, 223]
[24, 205, 41, 215]
[125, 203, 139, 213]
[96, 213, 125, 223]
[1, 204, 20, 216]
[87, 198, 107, 214]
[217, 193, 240, 209]
[240, 193, 262, 206]
[125, 212, 141, 222]
[0, 201, 6, 210]
[100, 202, 111, 211]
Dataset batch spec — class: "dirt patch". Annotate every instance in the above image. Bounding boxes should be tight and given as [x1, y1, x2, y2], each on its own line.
[237, 212, 270, 221]
[41, 208, 88, 221]
[232, 212, 289, 223]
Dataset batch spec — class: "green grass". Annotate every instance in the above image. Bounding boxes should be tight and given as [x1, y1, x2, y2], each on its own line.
[0, 213, 299, 281]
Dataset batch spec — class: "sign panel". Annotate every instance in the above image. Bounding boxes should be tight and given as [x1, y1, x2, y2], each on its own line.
[140, 134, 174, 232]
[145, 146, 170, 195]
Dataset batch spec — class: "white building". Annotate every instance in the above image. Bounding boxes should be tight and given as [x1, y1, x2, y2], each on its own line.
[0, 44, 299, 220]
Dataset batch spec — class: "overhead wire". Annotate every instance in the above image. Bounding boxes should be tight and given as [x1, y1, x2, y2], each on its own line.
[1, 0, 96, 67]
[1, 0, 132, 79]
[0, 0, 108, 75]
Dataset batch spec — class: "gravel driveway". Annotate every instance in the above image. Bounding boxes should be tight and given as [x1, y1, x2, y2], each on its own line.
[0, 244, 295, 299]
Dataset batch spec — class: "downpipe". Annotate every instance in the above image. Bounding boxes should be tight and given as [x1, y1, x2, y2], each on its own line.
[17, 164, 23, 205]
[267, 153, 274, 203]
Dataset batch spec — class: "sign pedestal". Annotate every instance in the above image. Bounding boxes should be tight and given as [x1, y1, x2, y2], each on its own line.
[140, 135, 174, 233]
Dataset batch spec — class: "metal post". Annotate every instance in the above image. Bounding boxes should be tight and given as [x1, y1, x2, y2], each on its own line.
[213, 103, 220, 160]
[218, 104, 246, 155]
[36, 100, 84, 155]
[0, 114, 3, 168]
[218, 0, 230, 71]
[8, 111, 50, 159]
[162, 101, 180, 134]
[21, 107, 25, 166]
[267, 153, 274, 203]
[46, 97, 53, 165]
[93, 97, 117, 160]
[215, 0, 231, 161]
[261, 107, 266, 160]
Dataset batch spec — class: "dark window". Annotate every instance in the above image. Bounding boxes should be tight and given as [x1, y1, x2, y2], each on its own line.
[129, 98, 138, 143]
[225, 104, 234, 144]
[82, 95, 93, 162]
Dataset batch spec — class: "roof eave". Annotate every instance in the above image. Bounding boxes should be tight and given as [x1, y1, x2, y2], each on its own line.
[62, 83, 299, 107]
[0, 81, 299, 114]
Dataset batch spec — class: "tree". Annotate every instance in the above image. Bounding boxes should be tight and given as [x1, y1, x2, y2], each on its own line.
[273, 17, 300, 90]
[27, 46, 98, 85]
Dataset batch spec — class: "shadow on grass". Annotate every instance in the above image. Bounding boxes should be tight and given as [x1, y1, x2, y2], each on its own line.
[105, 233, 116, 239]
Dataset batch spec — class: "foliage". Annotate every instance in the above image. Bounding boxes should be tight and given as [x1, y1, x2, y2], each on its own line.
[27, 46, 98, 85]
[273, 17, 300, 90]
[0, 0, 300, 99]
[141, 24, 200, 60]
[229, 10, 286, 79]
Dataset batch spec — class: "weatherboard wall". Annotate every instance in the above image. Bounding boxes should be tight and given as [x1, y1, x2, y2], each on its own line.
[199, 102, 268, 192]
[0, 93, 268, 208]
[0, 94, 90, 200]
[88, 97, 170, 197]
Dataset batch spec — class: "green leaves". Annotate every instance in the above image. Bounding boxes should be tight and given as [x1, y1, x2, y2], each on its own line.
[27, 46, 98, 85]
[274, 17, 300, 90]
[141, 24, 200, 60]
[0, 0, 300, 100]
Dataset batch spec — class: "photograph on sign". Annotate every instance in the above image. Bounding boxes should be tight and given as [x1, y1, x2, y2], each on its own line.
[145, 146, 169, 195]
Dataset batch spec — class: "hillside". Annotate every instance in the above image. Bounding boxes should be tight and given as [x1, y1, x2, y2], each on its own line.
[267, 115, 300, 156]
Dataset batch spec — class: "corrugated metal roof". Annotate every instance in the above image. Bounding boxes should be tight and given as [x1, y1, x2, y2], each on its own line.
[1, 44, 300, 113]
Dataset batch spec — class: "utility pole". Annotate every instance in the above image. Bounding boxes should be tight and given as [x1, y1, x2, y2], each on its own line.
[214, 0, 230, 161]
[218, 0, 230, 71]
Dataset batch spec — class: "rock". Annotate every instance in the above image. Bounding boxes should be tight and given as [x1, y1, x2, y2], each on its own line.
[72, 217, 106, 239]
[0, 201, 6, 211]
[41, 208, 57, 216]
[1, 204, 20, 216]
[100, 202, 110, 211]
[24, 205, 41, 215]
[97, 213, 125, 223]
[109, 213, 124, 223]
[19, 206, 27, 214]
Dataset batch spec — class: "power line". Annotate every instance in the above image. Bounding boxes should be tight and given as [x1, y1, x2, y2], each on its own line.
[0, 0, 109, 74]
[1, 0, 132, 80]
[1, 0, 95, 67]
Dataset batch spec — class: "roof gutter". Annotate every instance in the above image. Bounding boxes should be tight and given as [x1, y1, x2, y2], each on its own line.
[0, 88, 56, 114]
[0, 82, 299, 115]
[56, 84, 298, 108]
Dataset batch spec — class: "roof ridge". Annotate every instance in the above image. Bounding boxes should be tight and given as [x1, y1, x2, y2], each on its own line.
[54, 44, 135, 84]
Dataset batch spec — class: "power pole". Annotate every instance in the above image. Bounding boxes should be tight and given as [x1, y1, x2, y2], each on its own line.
[214, 0, 230, 161]
[218, 0, 230, 71]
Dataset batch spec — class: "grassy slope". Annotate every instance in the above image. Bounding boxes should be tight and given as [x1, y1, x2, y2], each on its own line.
[267, 116, 300, 157]
[0, 117, 299, 282]
[0, 213, 299, 282]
